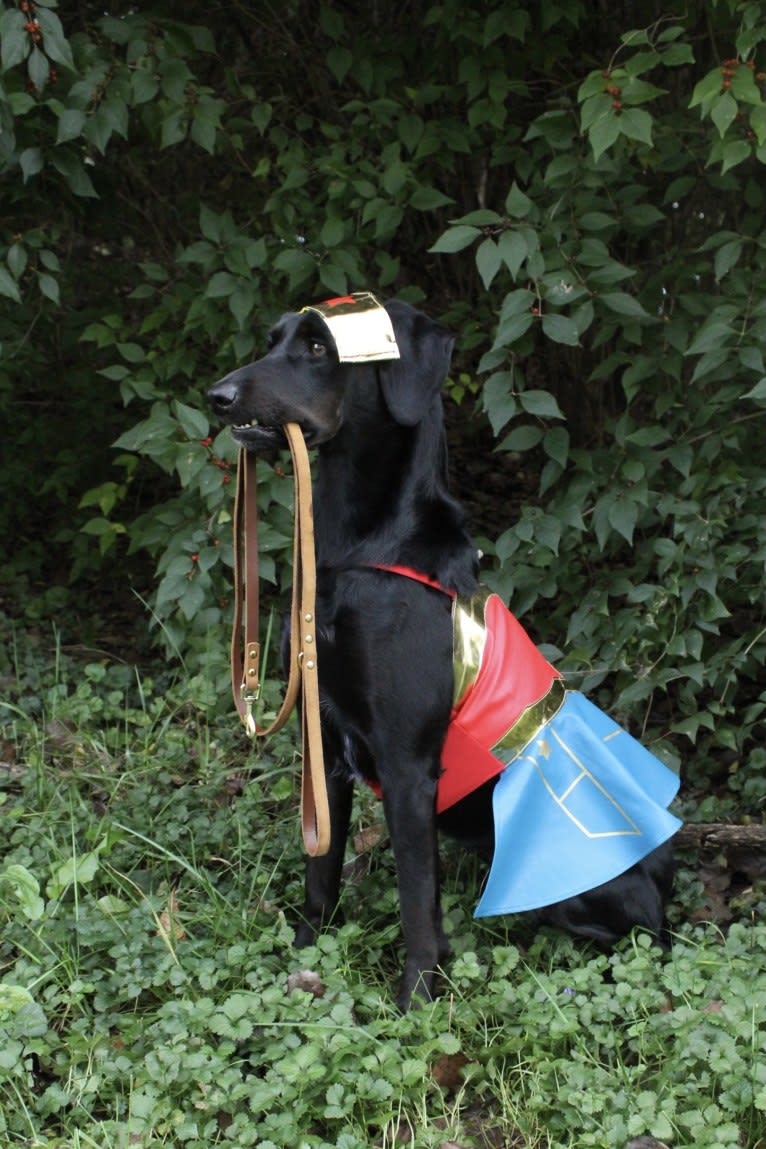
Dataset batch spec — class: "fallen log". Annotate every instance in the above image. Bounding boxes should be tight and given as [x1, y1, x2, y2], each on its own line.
[676, 823, 766, 850]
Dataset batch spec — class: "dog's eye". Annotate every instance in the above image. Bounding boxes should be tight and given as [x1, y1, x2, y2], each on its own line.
[308, 340, 327, 357]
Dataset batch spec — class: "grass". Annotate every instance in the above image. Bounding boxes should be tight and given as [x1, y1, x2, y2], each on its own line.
[1, 620, 765, 1148]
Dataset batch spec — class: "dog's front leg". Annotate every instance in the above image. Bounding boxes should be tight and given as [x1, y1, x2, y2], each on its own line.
[383, 773, 448, 1011]
[294, 767, 353, 947]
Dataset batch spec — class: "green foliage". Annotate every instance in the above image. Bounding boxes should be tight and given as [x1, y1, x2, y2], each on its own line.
[0, 0, 764, 788]
[0, 638, 764, 1146]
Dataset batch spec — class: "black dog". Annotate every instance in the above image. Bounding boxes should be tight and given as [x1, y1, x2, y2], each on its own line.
[209, 300, 674, 1010]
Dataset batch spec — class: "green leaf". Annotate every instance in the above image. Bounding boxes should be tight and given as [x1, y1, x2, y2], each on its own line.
[721, 139, 752, 174]
[742, 377, 766, 403]
[56, 107, 86, 144]
[685, 321, 734, 356]
[519, 389, 565, 419]
[543, 426, 570, 467]
[428, 225, 481, 253]
[0, 267, 22, 303]
[318, 261, 347, 295]
[50, 150, 97, 197]
[251, 102, 272, 134]
[35, 7, 75, 70]
[730, 65, 761, 106]
[320, 216, 345, 247]
[577, 70, 608, 102]
[608, 496, 639, 544]
[476, 237, 502, 289]
[505, 182, 533, 218]
[199, 204, 222, 242]
[689, 69, 722, 110]
[710, 91, 738, 137]
[132, 66, 159, 105]
[579, 211, 616, 231]
[20, 147, 43, 181]
[588, 112, 621, 161]
[498, 230, 528, 279]
[481, 372, 517, 436]
[541, 313, 579, 346]
[326, 45, 352, 83]
[620, 77, 666, 105]
[47, 839, 107, 900]
[0, 9, 28, 70]
[174, 401, 209, 441]
[398, 113, 424, 153]
[38, 272, 60, 303]
[617, 107, 653, 146]
[581, 92, 612, 132]
[1, 864, 44, 920]
[410, 187, 454, 210]
[319, 3, 344, 39]
[600, 292, 649, 319]
[498, 424, 544, 452]
[714, 238, 742, 281]
[493, 311, 535, 348]
[190, 107, 218, 154]
[204, 271, 237, 298]
[739, 346, 765, 374]
[28, 46, 50, 90]
[453, 209, 503, 226]
[7, 243, 27, 279]
[229, 286, 256, 330]
[273, 246, 316, 289]
[160, 109, 187, 149]
[661, 42, 694, 66]
[751, 104, 766, 146]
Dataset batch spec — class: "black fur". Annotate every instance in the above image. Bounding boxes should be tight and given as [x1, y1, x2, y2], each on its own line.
[209, 300, 674, 1010]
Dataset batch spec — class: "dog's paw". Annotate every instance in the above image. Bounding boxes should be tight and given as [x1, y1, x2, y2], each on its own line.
[293, 921, 318, 949]
[396, 964, 438, 1012]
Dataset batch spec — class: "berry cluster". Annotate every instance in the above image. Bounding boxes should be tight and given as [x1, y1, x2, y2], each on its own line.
[721, 57, 765, 88]
[602, 71, 622, 115]
[20, 0, 41, 40]
[199, 435, 232, 484]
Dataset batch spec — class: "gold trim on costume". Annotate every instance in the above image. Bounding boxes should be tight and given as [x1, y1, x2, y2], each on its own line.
[452, 590, 491, 707]
[301, 293, 400, 362]
[490, 677, 568, 760]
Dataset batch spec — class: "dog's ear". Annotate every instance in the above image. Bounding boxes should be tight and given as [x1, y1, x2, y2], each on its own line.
[378, 301, 455, 426]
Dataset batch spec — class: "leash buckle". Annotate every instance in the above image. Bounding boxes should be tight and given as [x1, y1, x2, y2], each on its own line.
[241, 685, 260, 737]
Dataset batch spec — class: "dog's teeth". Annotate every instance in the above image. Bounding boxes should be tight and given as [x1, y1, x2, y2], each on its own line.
[234, 419, 259, 429]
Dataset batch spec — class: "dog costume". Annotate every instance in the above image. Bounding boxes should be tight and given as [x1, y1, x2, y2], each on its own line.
[375, 570, 682, 918]
[309, 294, 682, 917]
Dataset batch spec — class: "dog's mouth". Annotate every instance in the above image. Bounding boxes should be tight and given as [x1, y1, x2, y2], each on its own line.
[232, 418, 282, 447]
[231, 417, 321, 451]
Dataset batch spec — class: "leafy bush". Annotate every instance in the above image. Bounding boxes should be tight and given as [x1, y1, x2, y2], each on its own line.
[1, 1, 764, 796]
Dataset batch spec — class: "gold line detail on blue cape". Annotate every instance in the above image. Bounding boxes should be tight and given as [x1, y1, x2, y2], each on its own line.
[474, 690, 681, 917]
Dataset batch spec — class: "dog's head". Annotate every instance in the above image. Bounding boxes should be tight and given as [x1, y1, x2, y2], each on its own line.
[207, 298, 454, 451]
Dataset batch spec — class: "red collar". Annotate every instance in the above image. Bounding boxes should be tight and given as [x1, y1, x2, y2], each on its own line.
[370, 564, 456, 599]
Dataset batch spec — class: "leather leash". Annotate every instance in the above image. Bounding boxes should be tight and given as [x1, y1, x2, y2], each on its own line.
[231, 424, 330, 856]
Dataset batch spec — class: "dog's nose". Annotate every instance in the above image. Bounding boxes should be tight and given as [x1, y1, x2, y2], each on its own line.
[208, 375, 238, 416]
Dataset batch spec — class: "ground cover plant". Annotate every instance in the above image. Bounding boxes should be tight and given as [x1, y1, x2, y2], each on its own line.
[1, 627, 765, 1148]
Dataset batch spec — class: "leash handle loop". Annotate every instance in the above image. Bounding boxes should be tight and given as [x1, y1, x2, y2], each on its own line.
[231, 426, 330, 855]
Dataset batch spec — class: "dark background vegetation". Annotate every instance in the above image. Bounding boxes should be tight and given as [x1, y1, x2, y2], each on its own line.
[2, 0, 765, 814]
